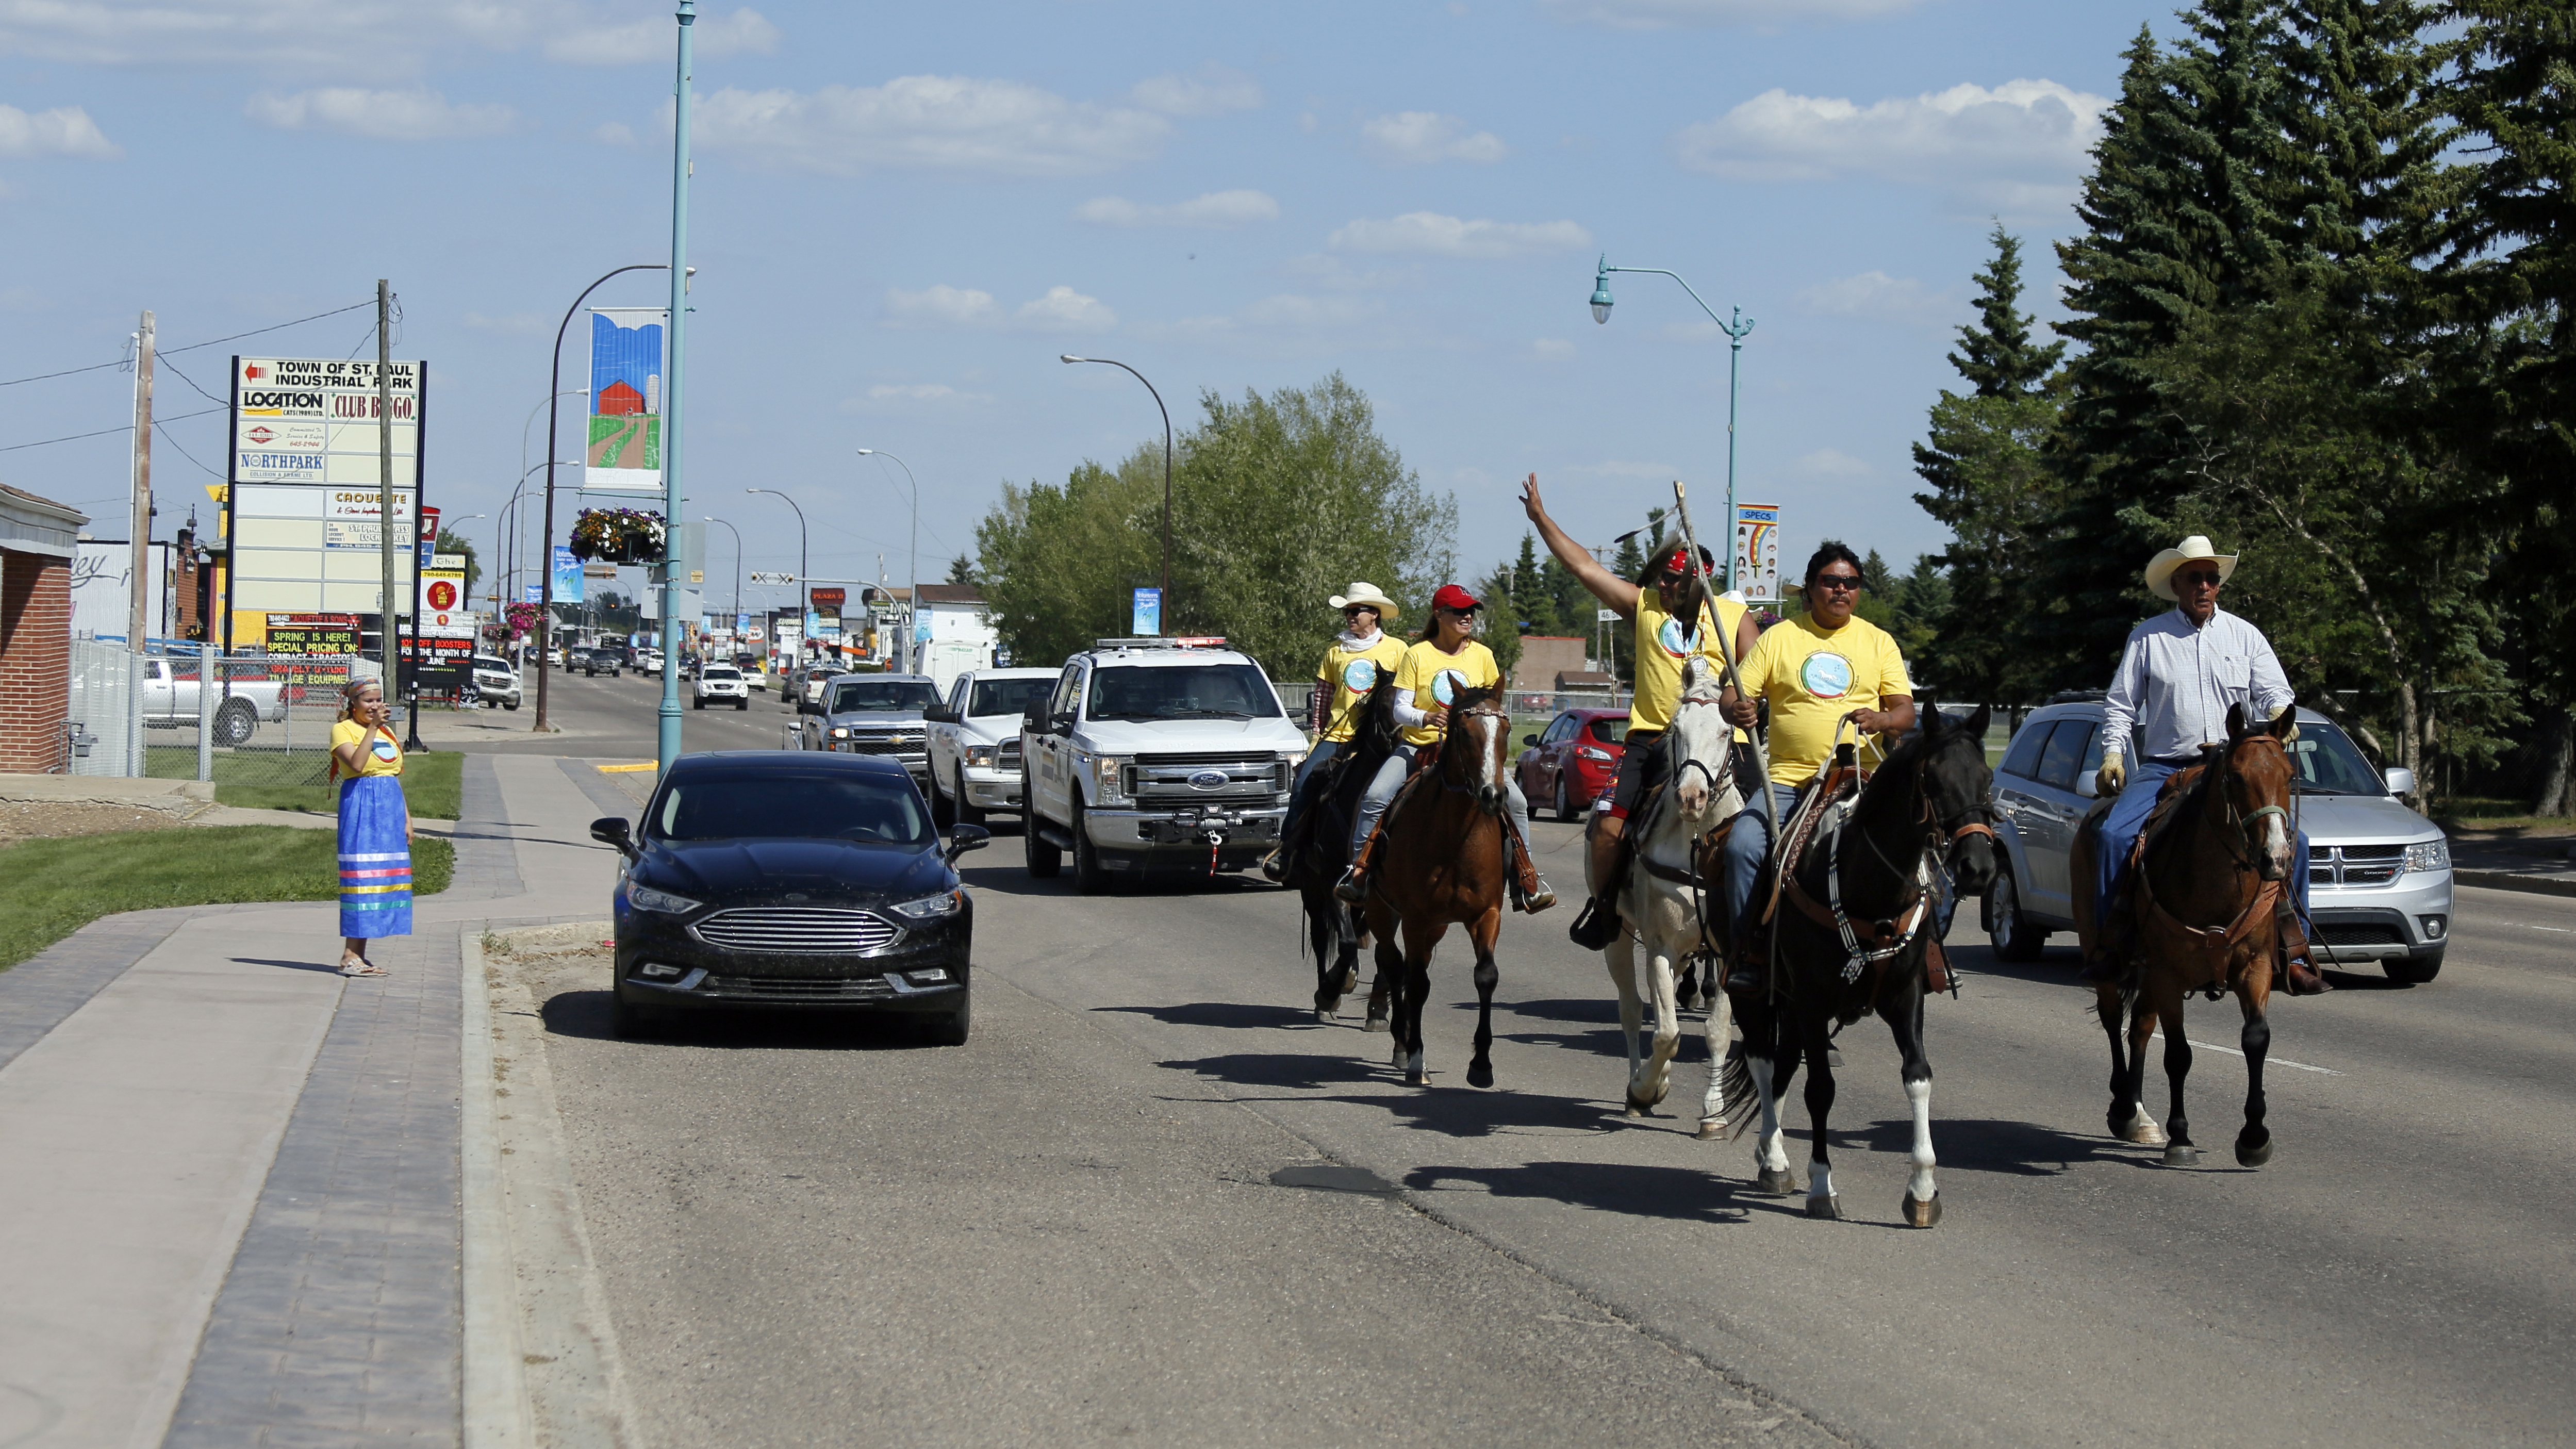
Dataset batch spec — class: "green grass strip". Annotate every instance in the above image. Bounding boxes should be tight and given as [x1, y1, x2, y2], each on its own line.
[139, 749, 466, 821]
[0, 826, 454, 973]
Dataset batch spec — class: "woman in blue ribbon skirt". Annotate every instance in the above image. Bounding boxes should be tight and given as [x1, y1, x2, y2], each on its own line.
[329, 678, 413, 976]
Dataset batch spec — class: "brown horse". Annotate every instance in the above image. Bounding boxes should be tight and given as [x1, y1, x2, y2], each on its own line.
[2074, 703, 2297, 1168]
[1362, 687, 1516, 1088]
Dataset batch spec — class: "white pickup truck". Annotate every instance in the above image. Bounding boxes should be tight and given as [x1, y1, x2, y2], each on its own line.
[1019, 638, 1307, 893]
[922, 666, 1059, 824]
[140, 657, 289, 746]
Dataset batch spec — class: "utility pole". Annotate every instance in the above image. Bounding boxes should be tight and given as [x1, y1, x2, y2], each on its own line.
[127, 310, 155, 645]
[375, 279, 400, 701]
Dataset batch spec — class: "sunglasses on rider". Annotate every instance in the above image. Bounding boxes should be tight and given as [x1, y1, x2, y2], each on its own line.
[2175, 568, 2224, 588]
[1342, 604, 1377, 615]
[1810, 573, 1864, 593]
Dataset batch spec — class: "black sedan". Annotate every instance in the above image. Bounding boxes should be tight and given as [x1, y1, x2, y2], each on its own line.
[591, 751, 988, 1042]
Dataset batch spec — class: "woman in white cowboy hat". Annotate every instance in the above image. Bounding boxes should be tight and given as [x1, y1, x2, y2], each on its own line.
[1264, 582, 1410, 880]
[2089, 534, 2327, 994]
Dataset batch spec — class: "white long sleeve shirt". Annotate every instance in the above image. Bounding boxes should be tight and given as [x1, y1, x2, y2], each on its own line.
[2100, 606, 2295, 764]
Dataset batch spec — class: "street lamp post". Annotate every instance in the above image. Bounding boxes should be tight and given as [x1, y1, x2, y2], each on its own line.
[654, 0, 699, 777]
[856, 449, 918, 671]
[534, 264, 669, 734]
[704, 516, 742, 643]
[514, 389, 585, 601]
[746, 488, 806, 666]
[1588, 257, 1755, 595]
[1059, 354, 1172, 633]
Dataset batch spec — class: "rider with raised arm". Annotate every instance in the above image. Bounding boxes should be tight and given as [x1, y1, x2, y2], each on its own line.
[1263, 582, 1408, 882]
[2089, 535, 2325, 994]
[1518, 474, 1761, 951]
[1717, 543, 1917, 993]
[1334, 584, 1556, 913]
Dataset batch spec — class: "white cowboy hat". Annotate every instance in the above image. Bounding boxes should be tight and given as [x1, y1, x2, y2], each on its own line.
[1327, 582, 1400, 619]
[2144, 535, 2239, 601]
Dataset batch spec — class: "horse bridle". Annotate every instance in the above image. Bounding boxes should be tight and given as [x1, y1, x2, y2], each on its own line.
[1434, 704, 1512, 796]
[2207, 734, 2291, 871]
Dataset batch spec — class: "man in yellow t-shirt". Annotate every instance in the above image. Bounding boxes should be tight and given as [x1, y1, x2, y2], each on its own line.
[1716, 543, 1916, 986]
[1520, 474, 1763, 949]
[1266, 582, 1409, 881]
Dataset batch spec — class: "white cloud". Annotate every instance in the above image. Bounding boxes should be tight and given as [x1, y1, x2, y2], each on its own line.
[1329, 211, 1591, 260]
[463, 311, 552, 336]
[0, 103, 119, 159]
[880, 285, 1000, 330]
[692, 76, 1169, 177]
[1282, 253, 1419, 291]
[839, 383, 996, 415]
[1128, 64, 1262, 117]
[1795, 448, 1875, 479]
[1796, 270, 1955, 324]
[1014, 286, 1117, 333]
[1143, 293, 1394, 350]
[1360, 111, 1507, 166]
[592, 121, 637, 146]
[1073, 189, 1278, 229]
[0, 0, 550, 72]
[244, 87, 514, 139]
[1673, 79, 2107, 210]
[1544, 0, 1920, 27]
[546, 7, 777, 64]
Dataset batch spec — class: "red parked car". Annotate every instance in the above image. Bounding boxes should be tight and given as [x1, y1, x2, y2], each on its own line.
[1514, 707, 1630, 821]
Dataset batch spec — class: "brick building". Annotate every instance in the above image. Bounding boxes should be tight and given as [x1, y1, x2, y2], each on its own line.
[1, 483, 89, 772]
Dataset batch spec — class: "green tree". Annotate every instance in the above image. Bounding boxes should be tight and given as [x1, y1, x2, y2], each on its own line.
[1949, 224, 2067, 396]
[976, 454, 1161, 671]
[945, 553, 976, 587]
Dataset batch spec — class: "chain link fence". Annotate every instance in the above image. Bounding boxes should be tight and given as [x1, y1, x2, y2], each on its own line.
[64, 635, 376, 786]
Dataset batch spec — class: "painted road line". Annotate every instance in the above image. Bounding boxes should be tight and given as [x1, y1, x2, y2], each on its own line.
[2151, 1031, 2342, 1076]
[595, 763, 655, 774]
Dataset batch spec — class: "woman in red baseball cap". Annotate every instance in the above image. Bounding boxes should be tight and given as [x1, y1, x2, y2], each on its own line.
[1335, 583, 1555, 912]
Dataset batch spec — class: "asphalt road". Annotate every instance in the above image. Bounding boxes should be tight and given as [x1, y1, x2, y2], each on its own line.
[492, 672, 2576, 1447]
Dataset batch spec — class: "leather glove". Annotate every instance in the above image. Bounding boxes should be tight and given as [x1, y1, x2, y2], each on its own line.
[2269, 702, 2300, 741]
[2096, 753, 2126, 797]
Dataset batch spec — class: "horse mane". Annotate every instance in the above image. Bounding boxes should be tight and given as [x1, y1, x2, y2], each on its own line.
[1450, 684, 1497, 714]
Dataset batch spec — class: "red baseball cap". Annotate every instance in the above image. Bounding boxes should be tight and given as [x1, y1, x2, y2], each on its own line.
[1430, 583, 1483, 612]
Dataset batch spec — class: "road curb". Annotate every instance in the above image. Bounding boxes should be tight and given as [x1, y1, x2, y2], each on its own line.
[2455, 869, 2576, 899]
[461, 928, 536, 1449]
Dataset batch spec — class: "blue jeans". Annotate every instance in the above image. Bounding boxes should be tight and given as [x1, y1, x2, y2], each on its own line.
[2093, 758, 2310, 929]
[1283, 738, 1342, 841]
[1721, 783, 1803, 946]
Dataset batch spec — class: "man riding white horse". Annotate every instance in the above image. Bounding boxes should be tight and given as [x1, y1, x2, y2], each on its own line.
[2088, 535, 2327, 995]
[1517, 474, 1761, 952]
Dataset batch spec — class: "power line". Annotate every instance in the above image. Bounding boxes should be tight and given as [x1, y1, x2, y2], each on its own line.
[0, 298, 373, 390]
[154, 352, 230, 407]
[153, 420, 225, 480]
[0, 405, 223, 454]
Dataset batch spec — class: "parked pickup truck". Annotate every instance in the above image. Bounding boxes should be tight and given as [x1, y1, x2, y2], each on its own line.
[922, 667, 1058, 824]
[140, 657, 288, 746]
[798, 673, 943, 787]
[1019, 638, 1306, 892]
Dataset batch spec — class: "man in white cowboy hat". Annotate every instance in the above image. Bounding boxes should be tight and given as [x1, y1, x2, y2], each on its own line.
[2089, 534, 2326, 993]
[1264, 582, 1409, 881]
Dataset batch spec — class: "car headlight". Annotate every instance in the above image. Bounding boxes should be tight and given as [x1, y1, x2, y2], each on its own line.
[890, 888, 964, 920]
[2404, 839, 2449, 873]
[963, 744, 997, 769]
[831, 726, 850, 738]
[626, 883, 701, 915]
[1091, 753, 1132, 804]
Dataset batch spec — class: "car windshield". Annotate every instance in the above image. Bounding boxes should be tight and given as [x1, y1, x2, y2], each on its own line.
[2289, 719, 2386, 796]
[827, 679, 942, 713]
[649, 773, 933, 846]
[1587, 718, 1630, 745]
[1086, 663, 1282, 720]
[474, 657, 507, 671]
[702, 667, 740, 680]
[970, 678, 1053, 718]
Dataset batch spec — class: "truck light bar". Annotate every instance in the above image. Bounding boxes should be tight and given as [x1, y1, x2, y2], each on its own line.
[1092, 636, 1229, 650]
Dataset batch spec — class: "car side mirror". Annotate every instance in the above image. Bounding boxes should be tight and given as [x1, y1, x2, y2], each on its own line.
[945, 824, 992, 861]
[1051, 712, 1077, 735]
[589, 817, 636, 859]
[2383, 766, 2415, 798]
[1522, 733, 1538, 747]
[1023, 709, 1045, 734]
[923, 705, 957, 723]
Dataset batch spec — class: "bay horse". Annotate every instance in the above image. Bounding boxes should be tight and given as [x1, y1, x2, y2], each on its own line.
[1593, 657, 1745, 1131]
[1285, 669, 1402, 1027]
[1361, 686, 1516, 1088]
[2071, 703, 2297, 1168]
[1726, 700, 1996, 1226]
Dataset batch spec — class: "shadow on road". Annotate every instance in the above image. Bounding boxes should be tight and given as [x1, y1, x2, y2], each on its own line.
[1403, 1159, 1778, 1225]
[539, 987, 936, 1051]
[1837, 1113, 2136, 1178]
[1099, 1001, 1320, 1031]
[230, 956, 346, 976]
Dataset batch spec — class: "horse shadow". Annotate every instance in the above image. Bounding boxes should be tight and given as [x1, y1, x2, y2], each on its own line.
[1401, 1159, 1788, 1225]
[1838, 1113, 2137, 1177]
[1153, 1050, 1390, 1094]
[1100, 1001, 1325, 1031]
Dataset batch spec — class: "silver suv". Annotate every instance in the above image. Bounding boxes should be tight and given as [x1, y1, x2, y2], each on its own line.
[1985, 700, 2453, 983]
[471, 654, 522, 711]
[1019, 638, 1307, 892]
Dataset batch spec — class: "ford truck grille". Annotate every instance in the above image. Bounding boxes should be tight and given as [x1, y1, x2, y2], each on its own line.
[1127, 753, 1285, 802]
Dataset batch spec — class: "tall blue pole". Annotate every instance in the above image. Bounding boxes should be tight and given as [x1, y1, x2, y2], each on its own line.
[656, 0, 695, 775]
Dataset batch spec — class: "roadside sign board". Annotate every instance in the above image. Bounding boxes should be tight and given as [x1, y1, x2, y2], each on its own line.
[1132, 586, 1161, 636]
[1732, 502, 1781, 604]
[230, 356, 423, 488]
[585, 309, 666, 493]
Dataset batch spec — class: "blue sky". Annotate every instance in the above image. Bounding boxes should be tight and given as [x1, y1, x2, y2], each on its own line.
[2, 0, 2157, 616]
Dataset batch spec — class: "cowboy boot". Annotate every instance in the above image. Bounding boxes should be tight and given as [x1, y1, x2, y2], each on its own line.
[1567, 825, 1626, 948]
[2276, 899, 2331, 995]
[1335, 823, 1382, 904]
[1510, 826, 1557, 913]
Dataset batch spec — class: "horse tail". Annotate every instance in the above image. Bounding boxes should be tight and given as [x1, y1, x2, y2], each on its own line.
[1712, 1041, 1760, 1142]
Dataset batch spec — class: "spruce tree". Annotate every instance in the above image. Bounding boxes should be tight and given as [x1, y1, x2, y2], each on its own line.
[1948, 223, 2066, 398]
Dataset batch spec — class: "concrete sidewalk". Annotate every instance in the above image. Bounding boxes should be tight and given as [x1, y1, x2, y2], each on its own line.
[0, 753, 631, 1449]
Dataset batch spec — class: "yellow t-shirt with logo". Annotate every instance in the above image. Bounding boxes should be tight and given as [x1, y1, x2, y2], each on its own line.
[1314, 633, 1409, 743]
[1392, 639, 1500, 748]
[1629, 592, 1749, 734]
[1736, 614, 1912, 786]
[331, 718, 405, 778]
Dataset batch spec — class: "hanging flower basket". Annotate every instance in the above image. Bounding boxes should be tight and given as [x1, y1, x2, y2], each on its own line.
[501, 602, 542, 640]
[570, 507, 666, 565]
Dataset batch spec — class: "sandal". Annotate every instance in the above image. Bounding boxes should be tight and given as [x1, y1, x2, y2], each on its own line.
[340, 956, 388, 977]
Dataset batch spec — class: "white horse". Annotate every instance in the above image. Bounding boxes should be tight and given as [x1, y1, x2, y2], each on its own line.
[1593, 657, 1744, 1134]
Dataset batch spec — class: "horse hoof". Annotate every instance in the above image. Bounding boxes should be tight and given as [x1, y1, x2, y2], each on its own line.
[1757, 1168, 1798, 1196]
[1467, 1062, 1495, 1090]
[2162, 1144, 2200, 1167]
[2124, 1118, 2168, 1147]
[1804, 1194, 1844, 1221]
[1696, 1117, 1725, 1140]
[1364, 1008, 1390, 1034]
[2236, 1134, 2273, 1168]
[1315, 1007, 1338, 1025]
[1406, 1070, 1430, 1087]
[1901, 1192, 1942, 1229]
